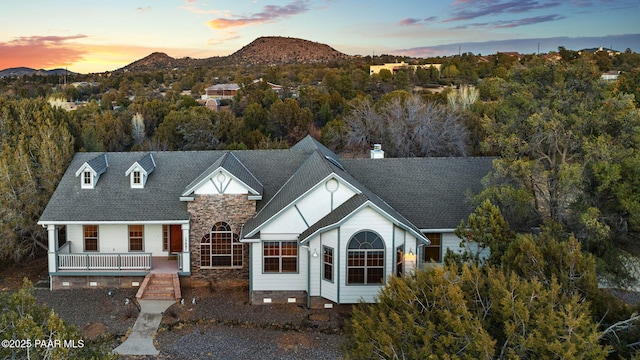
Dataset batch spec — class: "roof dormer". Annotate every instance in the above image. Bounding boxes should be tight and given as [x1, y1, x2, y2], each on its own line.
[74, 154, 108, 189]
[125, 153, 155, 189]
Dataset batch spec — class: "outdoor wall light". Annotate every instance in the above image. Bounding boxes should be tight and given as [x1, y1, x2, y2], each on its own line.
[312, 249, 319, 257]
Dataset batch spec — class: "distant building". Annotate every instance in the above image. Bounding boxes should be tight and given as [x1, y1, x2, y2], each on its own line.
[369, 62, 442, 76]
[601, 70, 621, 81]
[579, 47, 621, 57]
[202, 79, 283, 100]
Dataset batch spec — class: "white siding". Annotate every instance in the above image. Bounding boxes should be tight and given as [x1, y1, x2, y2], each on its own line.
[194, 171, 251, 195]
[98, 225, 129, 253]
[338, 206, 394, 304]
[66, 225, 83, 253]
[144, 225, 164, 255]
[317, 229, 338, 302]
[250, 242, 308, 291]
[62, 224, 164, 255]
[260, 177, 357, 235]
[442, 232, 464, 260]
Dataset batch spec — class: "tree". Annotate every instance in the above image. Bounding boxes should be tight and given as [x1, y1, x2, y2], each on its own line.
[267, 98, 312, 145]
[0, 97, 74, 262]
[131, 112, 146, 146]
[0, 279, 115, 359]
[344, 93, 468, 157]
[344, 263, 608, 360]
[452, 199, 513, 266]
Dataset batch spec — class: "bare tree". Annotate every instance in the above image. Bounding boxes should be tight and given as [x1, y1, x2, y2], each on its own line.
[344, 94, 469, 157]
[447, 85, 479, 111]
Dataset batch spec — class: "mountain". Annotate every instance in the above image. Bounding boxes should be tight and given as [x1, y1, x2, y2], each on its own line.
[226, 36, 350, 65]
[1, 37, 351, 75]
[117, 52, 223, 73]
[117, 36, 349, 72]
[0, 67, 76, 78]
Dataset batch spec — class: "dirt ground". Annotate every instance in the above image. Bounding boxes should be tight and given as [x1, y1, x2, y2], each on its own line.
[1, 256, 350, 359]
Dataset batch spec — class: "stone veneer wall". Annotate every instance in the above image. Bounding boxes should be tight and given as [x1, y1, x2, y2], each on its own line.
[187, 194, 256, 286]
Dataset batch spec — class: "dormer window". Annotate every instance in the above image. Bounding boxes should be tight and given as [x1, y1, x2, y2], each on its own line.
[126, 153, 155, 189]
[133, 171, 141, 185]
[75, 154, 107, 190]
[129, 168, 144, 188]
[82, 171, 93, 188]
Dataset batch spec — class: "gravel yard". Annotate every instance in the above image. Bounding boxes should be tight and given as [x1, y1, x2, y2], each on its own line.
[33, 284, 349, 359]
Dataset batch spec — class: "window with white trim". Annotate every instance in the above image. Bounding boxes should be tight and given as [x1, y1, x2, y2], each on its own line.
[423, 233, 442, 263]
[347, 231, 385, 284]
[200, 222, 243, 268]
[323, 246, 333, 282]
[83, 225, 98, 252]
[82, 171, 93, 188]
[263, 241, 298, 273]
[129, 225, 144, 252]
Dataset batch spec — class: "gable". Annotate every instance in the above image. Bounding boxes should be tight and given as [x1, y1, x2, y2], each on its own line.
[258, 174, 359, 235]
[182, 152, 263, 199]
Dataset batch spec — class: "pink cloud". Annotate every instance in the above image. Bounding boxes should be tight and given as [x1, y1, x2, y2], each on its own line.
[0, 35, 88, 70]
[208, 0, 310, 29]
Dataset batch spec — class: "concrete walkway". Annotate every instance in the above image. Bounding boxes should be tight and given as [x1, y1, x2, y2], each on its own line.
[112, 299, 175, 356]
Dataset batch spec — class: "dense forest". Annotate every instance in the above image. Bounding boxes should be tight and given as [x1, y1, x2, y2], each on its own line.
[2, 47, 640, 357]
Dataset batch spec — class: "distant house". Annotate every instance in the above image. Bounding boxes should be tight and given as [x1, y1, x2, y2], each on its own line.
[202, 79, 284, 101]
[202, 84, 241, 100]
[369, 62, 442, 76]
[601, 70, 621, 81]
[39, 136, 494, 307]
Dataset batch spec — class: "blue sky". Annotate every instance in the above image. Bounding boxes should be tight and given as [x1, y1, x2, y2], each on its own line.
[1, 0, 638, 73]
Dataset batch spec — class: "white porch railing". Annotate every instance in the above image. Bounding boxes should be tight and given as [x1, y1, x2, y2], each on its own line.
[57, 253, 152, 271]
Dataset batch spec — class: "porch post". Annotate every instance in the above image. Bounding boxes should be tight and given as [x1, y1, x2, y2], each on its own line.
[47, 225, 57, 273]
[181, 223, 190, 273]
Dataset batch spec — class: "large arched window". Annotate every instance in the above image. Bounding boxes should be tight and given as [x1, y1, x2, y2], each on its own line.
[200, 222, 243, 268]
[347, 231, 385, 284]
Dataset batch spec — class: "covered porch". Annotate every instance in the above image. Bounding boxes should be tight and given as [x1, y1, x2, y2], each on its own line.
[43, 223, 192, 277]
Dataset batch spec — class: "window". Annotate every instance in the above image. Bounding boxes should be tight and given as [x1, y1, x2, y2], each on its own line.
[347, 231, 385, 284]
[200, 222, 243, 268]
[84, 225, 98, 252]
[82, 171, 92, 188]
[162, 225, 168, 251]
[423, 233, 442, 263]
[129, 225, 144, 251]
[263, 241, 298, 273]
[133, 171, 141, 185]
[323, 246, 333, 282]
[396, 245, 404, 277]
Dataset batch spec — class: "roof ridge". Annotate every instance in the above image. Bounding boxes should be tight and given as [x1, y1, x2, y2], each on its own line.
[227, 151, 264, 188]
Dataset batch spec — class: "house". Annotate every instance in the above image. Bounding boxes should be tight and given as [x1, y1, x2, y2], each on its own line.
[202, 79, 283, 100]
[369, 62, 442, 76]
[38, 136, 494, 307]
[601, 70, 621, 81]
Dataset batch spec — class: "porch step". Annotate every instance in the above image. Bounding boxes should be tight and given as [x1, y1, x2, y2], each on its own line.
[136, 273, 181, 301]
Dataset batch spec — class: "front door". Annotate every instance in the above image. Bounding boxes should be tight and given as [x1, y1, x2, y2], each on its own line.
[170, 225, 183, 253]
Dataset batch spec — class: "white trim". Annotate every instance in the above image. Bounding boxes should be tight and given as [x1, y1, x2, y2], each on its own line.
[38, 220, 189, 226]
[419, 228, 455, 232]
[297, 201, 429, 245]
[125, 162, 148, 177]
[181, 167, 261, 197]
[244, 173, 361, 238]
[180, 196, 195, 201]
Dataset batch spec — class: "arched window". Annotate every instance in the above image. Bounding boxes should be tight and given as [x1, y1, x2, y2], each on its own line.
[347, 231, 385, 284]
[200, 222, 243, 268]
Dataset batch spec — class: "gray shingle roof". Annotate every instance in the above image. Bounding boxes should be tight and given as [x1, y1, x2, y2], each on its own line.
[137, 153, 156, 174]
[40, 141, 495, 236]
[340, 157, 496, 229]
[182, 152, 263, 197]
[40, 150, 310, 223]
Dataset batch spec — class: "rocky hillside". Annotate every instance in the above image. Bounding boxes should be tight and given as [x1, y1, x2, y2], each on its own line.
[0, 67, 77, 78]
[117, 36, 349, 72]
[118, 52, 222, 73]
[226, 36, 350, 65]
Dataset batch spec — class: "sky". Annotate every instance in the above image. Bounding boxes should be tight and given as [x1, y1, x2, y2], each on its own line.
[1, 0, 639, 74]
